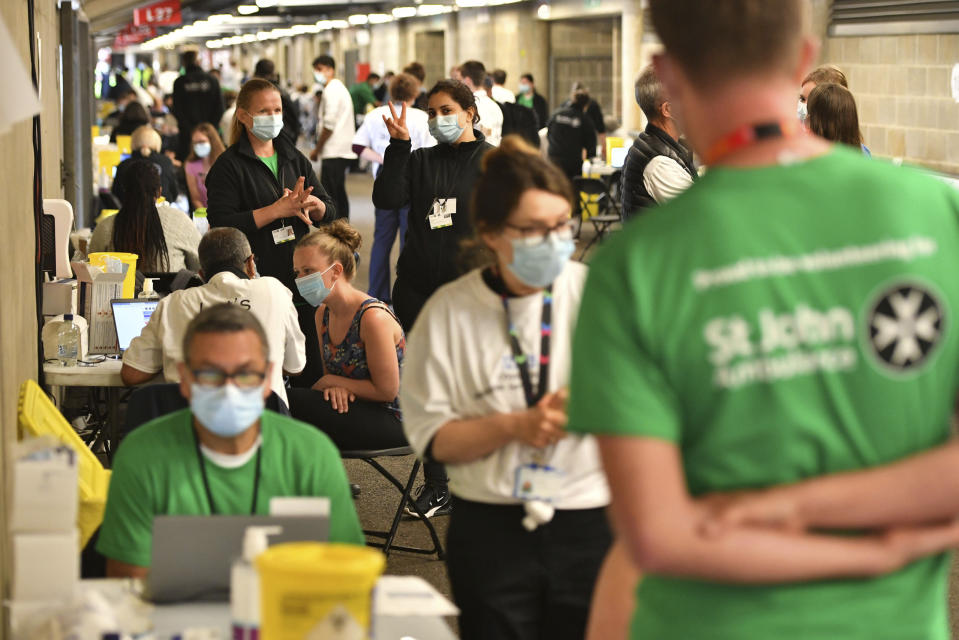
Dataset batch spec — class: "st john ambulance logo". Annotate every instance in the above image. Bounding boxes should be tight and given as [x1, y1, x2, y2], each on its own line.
[867, 283, 944, 373]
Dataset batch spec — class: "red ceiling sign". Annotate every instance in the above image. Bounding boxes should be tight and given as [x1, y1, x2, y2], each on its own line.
[133, 0, 182, 27]
[113, 23, 157, 48]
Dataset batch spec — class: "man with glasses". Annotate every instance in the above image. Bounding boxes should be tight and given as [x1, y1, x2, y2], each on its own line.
[99, 303, 364, 578]
[121, 227, 305, 409]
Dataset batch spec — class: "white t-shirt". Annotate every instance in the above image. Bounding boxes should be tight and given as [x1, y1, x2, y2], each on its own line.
[491, 85, 516, 104]
[473, 90, 503, 147]
[122, 272, 306, 405]
[642, 155, 695, 204]
[400, 263, 610, 509]
[318, 78, 357, 160]
[352, 104, 435, 176]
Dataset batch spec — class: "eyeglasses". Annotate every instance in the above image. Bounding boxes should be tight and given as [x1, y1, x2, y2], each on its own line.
[504, 219, 574, 247]
[190, 369, 266, 389]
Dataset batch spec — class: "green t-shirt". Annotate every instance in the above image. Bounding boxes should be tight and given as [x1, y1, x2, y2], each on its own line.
[517, 93, 533, 109]
[97, 409, 364, 567]
[258, 152, 278, 179]
[568, 147, 959, 639]
[350, 82, 377, 116]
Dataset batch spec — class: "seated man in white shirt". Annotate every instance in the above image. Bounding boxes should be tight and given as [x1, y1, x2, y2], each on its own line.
[620, 64, 698, 218]
[459, 60, 503, 146]
[121, 227, 306, 408]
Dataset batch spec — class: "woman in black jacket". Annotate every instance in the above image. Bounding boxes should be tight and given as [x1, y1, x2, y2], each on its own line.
[206, 77, 335, 388]
[373, 78, 494, 518]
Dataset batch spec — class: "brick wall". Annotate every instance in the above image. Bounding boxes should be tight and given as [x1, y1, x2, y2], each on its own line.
[550, 18, 617, 119]
[821, 34, 959, 175]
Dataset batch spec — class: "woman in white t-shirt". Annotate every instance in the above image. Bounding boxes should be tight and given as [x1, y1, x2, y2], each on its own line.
[400, 136, 611, 640]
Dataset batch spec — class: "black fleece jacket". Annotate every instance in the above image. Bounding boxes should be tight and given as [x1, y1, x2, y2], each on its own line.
[205, 133, 335, 299]
[372, 131, 493, 297]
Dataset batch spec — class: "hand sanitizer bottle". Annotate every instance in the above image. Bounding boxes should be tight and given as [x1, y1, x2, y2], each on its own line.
[57, 314, 80, 366]
[232, 526, 283, 640]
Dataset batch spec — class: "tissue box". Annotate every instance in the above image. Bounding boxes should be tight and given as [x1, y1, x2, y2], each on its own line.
[41, 279, 77, 317]
[12, 531, 79, 601]
[10, 448, 78, 534]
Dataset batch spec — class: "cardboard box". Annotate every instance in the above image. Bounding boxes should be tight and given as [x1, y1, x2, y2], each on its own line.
[12, 531, 79, 602]
[10, 447, 78, 534]
[71, 261, 125, 354]
[41, 279, 78, 317]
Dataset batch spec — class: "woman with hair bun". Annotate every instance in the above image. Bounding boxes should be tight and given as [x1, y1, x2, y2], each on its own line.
[399, 136, 611, 639]
[285, 220, 407, 450]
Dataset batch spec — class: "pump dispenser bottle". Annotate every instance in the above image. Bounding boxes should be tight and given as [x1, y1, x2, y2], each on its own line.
[231, 525, 283, 640]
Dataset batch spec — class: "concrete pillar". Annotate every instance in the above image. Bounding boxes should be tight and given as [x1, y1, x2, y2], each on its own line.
[445, 13, 459, 76]
[620, 2, 643, 132]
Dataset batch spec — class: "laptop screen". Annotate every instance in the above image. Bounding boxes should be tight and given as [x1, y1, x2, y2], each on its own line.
[610, 146, 628, 169]
[111, 299, 158, 351]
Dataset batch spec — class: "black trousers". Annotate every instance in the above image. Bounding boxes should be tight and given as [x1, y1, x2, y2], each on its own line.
[321, 157, 350, 221]
[392, 276, 448, 487]
[447, 498, 612, 640]
[289, 304, 323, 388]
[286, 388, 406, 451]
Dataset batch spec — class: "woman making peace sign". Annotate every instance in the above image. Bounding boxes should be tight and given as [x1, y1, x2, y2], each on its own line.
[373, 79, 494, 517]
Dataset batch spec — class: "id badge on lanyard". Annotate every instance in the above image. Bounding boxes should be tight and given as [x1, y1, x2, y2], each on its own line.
[429, 198, 455, 230]
[272, 222, 296, 244]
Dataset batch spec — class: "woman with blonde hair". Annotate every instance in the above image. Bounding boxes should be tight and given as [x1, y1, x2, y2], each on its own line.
[111, 124, 179, 205]
[184, 122, 225, 210]
[286, 220, 407, 450]
[206, 77, 335, 387]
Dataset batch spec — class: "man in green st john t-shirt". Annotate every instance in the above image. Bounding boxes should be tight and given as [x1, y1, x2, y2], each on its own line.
[568, 1, 959, 639]
[98, 304, 363, 578]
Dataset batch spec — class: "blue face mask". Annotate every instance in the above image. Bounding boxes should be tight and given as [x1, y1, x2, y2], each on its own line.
[295, 265, 335, 307]
[193, 142, 211, 158]
[190, 383, 265, 437]
[429, 114, 465, 144]
[507, 232, 575, 288]
[251, 114, 283, 141]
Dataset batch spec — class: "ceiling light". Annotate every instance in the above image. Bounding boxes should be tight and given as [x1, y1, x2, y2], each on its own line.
[348, 14, 368, 25]
[536, 3, 550, 18]
[255, 0, 278, 7]
[208, 14, 232, 22]
[242, 33, 257, 42]
[367, 13, 392, 23]
[330, 19, 349, 28]
[392, 6, 417, 18]
[417, 4, 445, 15]
[456, 0, 486, 6]
[305, 24, 322, 32]
[237, 5, 259, 14]
[292, 24, 312, 33]
[256, 30, 271, 39]
[315, 19, 332, 29]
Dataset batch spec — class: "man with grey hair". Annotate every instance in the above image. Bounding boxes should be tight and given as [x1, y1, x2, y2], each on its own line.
[121, 227, 306, 407]
[101, 304, 363, 579]
[621, 64, 697, 217]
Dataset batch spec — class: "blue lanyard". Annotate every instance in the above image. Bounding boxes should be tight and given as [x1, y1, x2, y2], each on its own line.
[501, 286, 552, 408]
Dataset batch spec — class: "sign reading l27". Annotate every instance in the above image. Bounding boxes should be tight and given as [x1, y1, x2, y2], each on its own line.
[134, 0, 182, 27]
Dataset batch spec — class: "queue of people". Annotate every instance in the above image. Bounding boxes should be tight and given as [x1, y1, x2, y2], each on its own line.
[85, 4, 953, 635]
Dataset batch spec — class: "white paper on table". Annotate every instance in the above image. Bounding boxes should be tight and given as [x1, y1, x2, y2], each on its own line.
[270, 496, 331, 517]
[373, 576, 460, 617]
[0, 15, 41, 135]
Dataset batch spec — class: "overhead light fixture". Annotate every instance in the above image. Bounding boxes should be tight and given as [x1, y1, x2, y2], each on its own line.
[255, 0, 278, 7]
[367, 13, 392, 23]
[315, 19, 332, 29]
[392, 6, 417, 18]
[417, 4, 445, 15]
[242, 33, 257, 42]
[237, 5, 259, 14]
[256, 30, 271, 39]
[208, 13, 232, 22]
[330, 19, 349, 28]
[456, 0, 486, 6]
[348, 14, 368, 25]
[536, 2, 550, 18]
[292, 24, 312, 33]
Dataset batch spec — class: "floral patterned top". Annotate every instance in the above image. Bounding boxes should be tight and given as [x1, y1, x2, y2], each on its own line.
[321, 298, 405, 416]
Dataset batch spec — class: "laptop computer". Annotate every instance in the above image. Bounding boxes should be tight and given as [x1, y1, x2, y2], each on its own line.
[146, 514, 330, 603]
[110, 298, 159, 352]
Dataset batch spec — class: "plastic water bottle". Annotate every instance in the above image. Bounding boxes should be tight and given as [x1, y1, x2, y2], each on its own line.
[193, 207, 210, 235]
[57, 314, 80, 366]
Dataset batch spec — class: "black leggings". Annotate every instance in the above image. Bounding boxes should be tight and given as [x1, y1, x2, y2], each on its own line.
[286, 388, 407, 451]
[447, 498, 612, 640]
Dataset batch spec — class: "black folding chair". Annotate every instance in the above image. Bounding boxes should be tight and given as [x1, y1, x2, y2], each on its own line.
[340, 446, 445, 559]
[572, 177, 621, 259]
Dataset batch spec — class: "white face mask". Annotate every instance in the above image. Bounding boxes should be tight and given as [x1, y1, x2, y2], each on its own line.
[797, 100, 807, 123]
